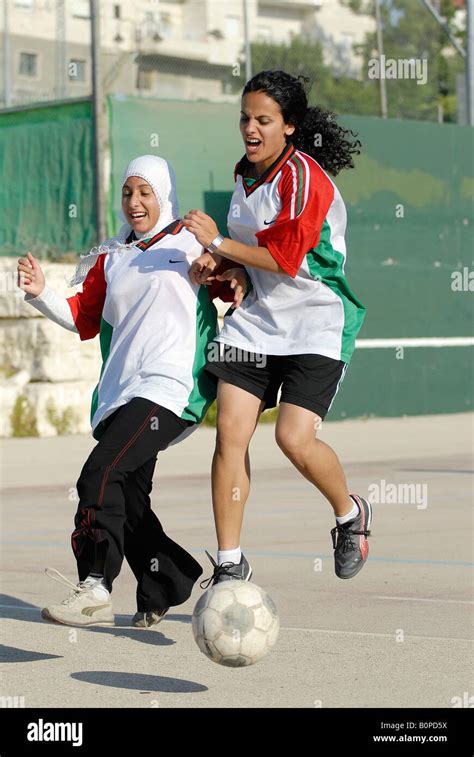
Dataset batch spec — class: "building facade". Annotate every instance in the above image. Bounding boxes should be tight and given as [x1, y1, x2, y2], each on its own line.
[1, 0, 375, 107]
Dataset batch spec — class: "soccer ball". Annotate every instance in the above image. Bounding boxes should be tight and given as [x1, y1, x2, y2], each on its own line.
[192, 580, 279, 667]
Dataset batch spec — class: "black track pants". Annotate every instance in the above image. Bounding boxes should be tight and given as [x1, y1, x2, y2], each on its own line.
[71, 398, 202, 611]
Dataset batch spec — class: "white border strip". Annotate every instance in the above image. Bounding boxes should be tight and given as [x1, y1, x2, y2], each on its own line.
[374, 595, 473, 605]
[281, 627, 471, 642]
[356, 337, 474, 348]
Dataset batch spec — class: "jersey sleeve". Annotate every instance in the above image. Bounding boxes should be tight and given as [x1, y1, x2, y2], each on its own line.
[66, 255, 106, 340]
[256, 158, 335, 278]
[207, 257, 246, 303]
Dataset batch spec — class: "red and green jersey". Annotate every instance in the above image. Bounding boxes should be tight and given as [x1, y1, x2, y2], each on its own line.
[217, 142, 365, 362]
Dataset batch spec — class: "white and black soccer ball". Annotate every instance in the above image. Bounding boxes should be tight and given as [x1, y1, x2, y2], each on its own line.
[192, 580, 279, 667]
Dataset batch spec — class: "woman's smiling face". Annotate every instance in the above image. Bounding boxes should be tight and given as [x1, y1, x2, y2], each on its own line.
[122, 176, 160, 234]
[240, 90, 295, 174]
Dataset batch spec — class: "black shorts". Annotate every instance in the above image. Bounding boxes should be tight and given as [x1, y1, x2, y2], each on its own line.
[205, 343, 347, 419]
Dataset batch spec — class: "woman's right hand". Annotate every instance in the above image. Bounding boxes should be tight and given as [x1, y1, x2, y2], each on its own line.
[17, 252, 45, 297]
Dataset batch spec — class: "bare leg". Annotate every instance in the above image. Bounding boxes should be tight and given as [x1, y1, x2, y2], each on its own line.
[275, 402, 353, 517]
[212, 381, 265, 549]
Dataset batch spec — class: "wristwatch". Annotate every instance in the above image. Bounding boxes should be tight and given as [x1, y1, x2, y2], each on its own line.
[207, 233, 225, 255]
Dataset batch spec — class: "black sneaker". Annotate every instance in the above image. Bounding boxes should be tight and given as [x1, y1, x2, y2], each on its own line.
[200, 550, 253, 589]
[132, 608, 169, 628]
[331, 494, 372, 579]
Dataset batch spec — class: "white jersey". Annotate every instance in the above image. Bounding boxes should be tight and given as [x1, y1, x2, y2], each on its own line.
[66, 221, 232, 432]
[216, 143, 365, 362]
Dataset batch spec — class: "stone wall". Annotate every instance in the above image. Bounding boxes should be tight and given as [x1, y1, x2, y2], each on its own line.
[0, 258, 101, 437]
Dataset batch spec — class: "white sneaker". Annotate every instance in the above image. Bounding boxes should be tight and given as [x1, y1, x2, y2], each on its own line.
[41, 568, 114, 627]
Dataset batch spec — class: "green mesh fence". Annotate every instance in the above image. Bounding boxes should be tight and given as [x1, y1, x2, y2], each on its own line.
[108, 94, 473, 417]
[0, 98, 96, 258]
[1, 94, 471, 417]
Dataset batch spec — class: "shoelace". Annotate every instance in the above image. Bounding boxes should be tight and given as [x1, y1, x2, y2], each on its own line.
[200, 560, 237, 590]
[44, 567, 96, 607]
[330, 525, 371, 552]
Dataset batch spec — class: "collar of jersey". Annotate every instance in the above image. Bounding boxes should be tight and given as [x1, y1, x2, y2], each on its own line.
[125, 219, 183, 249]
[236, 141, 295, 197]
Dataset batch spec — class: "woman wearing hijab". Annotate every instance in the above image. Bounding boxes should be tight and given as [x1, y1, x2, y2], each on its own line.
[17, 154, 248, 628]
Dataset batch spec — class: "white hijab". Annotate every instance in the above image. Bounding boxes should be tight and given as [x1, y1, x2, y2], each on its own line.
[69, 154, 180, 285]
[118, 154, 180, 241]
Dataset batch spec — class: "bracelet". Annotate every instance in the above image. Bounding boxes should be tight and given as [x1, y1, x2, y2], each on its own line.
[207, 233, 224, 255]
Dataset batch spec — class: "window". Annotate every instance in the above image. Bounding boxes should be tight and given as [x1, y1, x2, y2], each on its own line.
[15, 0, 33, 8]
[113, 4, 121, 20]
[19, 52, 37, 77]
[143, 11, 160, 41]
[340, 32, 354, 52]
[256, 26, 273, 43]
[160, 13, 172, 38]
[73, 0, 90, 19]
[68, 59, 86, 82]
[137, 70, 154, 91]
[225, 15, 240, 38]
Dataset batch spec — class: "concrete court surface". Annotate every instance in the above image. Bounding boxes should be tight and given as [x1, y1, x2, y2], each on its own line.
[0, 413, 472, 709]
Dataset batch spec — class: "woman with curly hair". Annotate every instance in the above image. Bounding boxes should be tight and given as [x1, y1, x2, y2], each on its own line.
[183, 70, 371, 586]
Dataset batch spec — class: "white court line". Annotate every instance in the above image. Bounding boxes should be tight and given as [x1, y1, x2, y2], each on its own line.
[280, 627, 472, 642]
[1, 605, 471, 642]
[375, 595, 473, 605]
[356, 337, 474, 348]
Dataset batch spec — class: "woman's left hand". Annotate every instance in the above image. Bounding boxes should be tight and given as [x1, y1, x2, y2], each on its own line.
[189, 251, 221, 285]
[183, 210, 219, 248]
[216, 268, 249, 309]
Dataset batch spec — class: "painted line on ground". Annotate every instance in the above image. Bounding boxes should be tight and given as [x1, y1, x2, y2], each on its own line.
[280, 626, 472, 642]
[374, 595, 473, 605]
[356, 337, 474, 348]
[0, 541, 472, 567]
[0, 606, 471, 643]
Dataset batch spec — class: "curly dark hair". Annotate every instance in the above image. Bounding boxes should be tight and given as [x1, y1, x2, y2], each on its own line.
[242, 70, 361, 176]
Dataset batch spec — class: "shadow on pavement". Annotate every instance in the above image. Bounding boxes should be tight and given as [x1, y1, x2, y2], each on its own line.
[0, 595, 194, 647]
[0, 644, 62, 663]
[71, 671, 207, 693]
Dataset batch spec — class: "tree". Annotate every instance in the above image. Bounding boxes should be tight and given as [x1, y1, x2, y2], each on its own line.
[357, 0, 466, 121]
[234, 0, 466, 122]
[233, 36, 378, 117]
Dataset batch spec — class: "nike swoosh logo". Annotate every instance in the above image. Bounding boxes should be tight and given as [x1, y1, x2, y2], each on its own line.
[82, 605, 110, 616]
[169, 259, 185, 264]
[263, 219, 277, 225]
